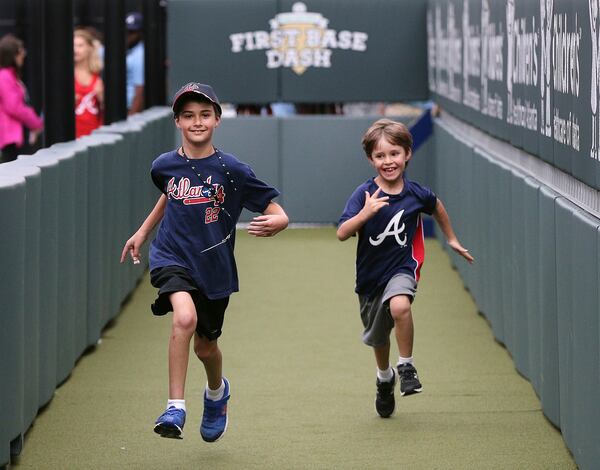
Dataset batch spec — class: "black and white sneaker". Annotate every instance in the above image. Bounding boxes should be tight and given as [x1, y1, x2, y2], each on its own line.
[397, 363, 423, 396]
[375, 369, 396, 418]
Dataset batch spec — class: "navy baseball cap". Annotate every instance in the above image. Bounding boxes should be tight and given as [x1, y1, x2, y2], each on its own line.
[172, 82, 222, 116]
[125, 12, 143, 31]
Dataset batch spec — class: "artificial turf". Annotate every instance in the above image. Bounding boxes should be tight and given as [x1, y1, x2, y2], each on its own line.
[12, 228, 575, 469]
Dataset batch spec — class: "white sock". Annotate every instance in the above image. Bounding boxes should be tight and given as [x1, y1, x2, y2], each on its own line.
[398, 356, 414, 366]
[377, 367, 394, 382]
[167, 399, 186, 411]
[206, 380, 225, 401]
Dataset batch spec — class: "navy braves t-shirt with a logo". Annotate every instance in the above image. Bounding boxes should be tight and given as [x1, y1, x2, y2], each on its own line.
[149, 149, 280, 299]
[339, 177, 437, 297]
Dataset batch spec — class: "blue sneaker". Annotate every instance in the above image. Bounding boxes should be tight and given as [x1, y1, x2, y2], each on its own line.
[154, 407, 186, 439]
[200, 378, 230, 442]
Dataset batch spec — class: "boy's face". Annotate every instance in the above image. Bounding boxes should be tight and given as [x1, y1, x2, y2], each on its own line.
[368, 136, 411, 185]
[175, 100, 220, 149]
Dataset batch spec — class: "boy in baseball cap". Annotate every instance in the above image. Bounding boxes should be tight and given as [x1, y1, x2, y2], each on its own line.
[121, 82, 288, 442]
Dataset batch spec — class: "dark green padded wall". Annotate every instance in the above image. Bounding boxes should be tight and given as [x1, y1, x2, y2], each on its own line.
[0, 109, 174, 467]
[434, 118, 600, 470]
[0, 175, 26, 465]
[209, 115, 421, 223]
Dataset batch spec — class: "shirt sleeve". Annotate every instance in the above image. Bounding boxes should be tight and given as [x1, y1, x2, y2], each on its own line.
[131, 46, 144, 87]
[0, 71, 43, 130]
[413, 182, 437, 215]
[241, 166, 280, 213]
[338, 185, 367, 225]
[150, 163, 166, 194]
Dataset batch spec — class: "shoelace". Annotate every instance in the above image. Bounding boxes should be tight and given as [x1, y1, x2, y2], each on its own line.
[164, 407, 184, 417]
[398, 367, 417, 382]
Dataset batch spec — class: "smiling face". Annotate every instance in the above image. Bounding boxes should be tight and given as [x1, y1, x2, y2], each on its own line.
[175, 100, 220, 152]
[368, 136, 412, 187]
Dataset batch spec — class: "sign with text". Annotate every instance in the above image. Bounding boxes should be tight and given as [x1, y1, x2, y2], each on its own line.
[169, 0, 429, 104]
[428, 0, 599, 189]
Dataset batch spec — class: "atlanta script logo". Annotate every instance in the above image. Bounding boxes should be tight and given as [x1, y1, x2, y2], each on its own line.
[369, 210, 407, 247]
[229, 2, 368, 75]
[166, 176, 226, 224]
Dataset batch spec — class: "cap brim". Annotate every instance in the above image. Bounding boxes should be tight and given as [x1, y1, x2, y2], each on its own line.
[173, 91, 222, 115]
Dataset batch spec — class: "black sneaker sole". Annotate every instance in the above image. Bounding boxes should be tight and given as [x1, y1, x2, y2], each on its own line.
[154, 423, 183, 439]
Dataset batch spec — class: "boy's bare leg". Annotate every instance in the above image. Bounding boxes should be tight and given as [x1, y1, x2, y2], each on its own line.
[389, 295, 414, 358]
[168, 292, 198, 399]
[373, 342, 391, 371]
[389, 294, 422, 395]
[194, 335, 222, 390]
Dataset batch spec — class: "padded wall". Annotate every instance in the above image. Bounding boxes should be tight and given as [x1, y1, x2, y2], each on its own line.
[434, 119, 600, 470]
[0, 108, 174, 467]
[538, 186, 560, 426]
[0, 174, 26, 464]
[211, 115, 422, 223]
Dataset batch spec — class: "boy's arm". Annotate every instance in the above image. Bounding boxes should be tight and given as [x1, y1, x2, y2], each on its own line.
[336, 213, 369, 241]
[247, 201, 289, 237]
[120, 194, 167, 263]
[337, 187, 389, 241]
[431, 198, 474, 263]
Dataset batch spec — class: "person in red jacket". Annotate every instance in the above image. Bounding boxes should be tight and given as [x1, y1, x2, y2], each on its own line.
[74, 28, 104, 138]
[0, 34, 43, 163]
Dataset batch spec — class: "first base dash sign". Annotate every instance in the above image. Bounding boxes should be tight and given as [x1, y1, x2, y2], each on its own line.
[229, 2, 369, 75]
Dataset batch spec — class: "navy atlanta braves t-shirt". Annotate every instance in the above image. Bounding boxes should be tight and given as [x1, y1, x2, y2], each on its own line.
[149, 149, 280, 299]
[339, 177, 437, 297]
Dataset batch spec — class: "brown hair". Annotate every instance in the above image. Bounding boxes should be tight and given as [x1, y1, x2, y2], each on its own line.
[0, 34, 24, 71]
[361, 118, 413, 158]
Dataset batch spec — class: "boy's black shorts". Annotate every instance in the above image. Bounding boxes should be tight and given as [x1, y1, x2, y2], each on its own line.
[150, 266, 229, 341]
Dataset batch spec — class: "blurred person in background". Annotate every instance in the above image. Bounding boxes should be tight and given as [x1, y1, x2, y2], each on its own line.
[126, 11, 144, 115]
[0, 34, 43, 163]
[74, 28, 104, 138]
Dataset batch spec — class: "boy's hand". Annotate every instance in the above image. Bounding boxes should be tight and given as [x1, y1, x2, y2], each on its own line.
[361, 187, 389, 218]
[247, 214, 288, 237]
[447, 239, 474, 264]
[120, 232, 147, 264]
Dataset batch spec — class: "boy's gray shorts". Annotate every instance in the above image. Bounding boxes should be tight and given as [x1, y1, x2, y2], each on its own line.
[358, 274, 417, 347]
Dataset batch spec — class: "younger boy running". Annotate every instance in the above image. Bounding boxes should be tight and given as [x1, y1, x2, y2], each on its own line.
[121, 82, 288, 440]
[337, 118, 473, 418]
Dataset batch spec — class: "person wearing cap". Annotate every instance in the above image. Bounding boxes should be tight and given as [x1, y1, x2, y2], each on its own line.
[125, 11, 144, 114]
[120, 82, 288, 442]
